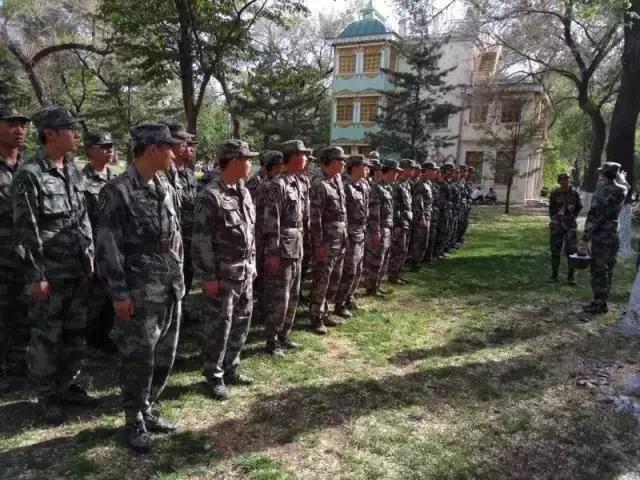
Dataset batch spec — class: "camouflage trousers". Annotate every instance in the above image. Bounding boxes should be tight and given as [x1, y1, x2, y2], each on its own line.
[334, 237, 365, 307]
[0, 268, 29, 377]
[590, 236, 619, 304]
[387, 228, 411, 281]
[310, 248, 345, 322]
[202, 278, 252, 381]
[301, 229, 312, 285]
[264, 258, 301, 345]
[111, 291, 181, 424]
[86, 275, 114, 347]
[253, 239, 265, 322]
[28, 276, 88, 398]
[411, 223, 430, 265]
[549, 222, 578, 258]
[364, 228, 391, 291]
[425, 212, 440, 262]
[183, 237, 194, 296]
[435, 212, 451, 255]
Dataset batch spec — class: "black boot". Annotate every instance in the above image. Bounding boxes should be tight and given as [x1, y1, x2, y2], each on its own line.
[567, 268, 577, 286]
[126, 420, 151, 453]
[143, 409, 177, 433]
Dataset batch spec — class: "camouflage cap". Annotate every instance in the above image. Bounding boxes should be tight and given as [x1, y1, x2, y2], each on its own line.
[85, 131, 115, 147]
[186, 135, 198, 145]
[382, 159, 403, 172]
[130, 122, 182, 148]
[32, 105, 77, 131]
[320, 146, 348, 162]
[263, 150, 284, 167]
[441, 162, 456, 171]
[458, 165, 469, 171]
[598, 162, 621, 175]
[422, 161, 438, 170]
[369, 158, 382, 170]
[0, 104, 30, 122]
[347, 154, 371, 168]
[399, 158, 419, 170]
[368, 151, 381, 160]
[557, 172, 570, 181]
[219, 139, 259, 160]
[159, 119, 190, 141]
[281, 139, 312, 156]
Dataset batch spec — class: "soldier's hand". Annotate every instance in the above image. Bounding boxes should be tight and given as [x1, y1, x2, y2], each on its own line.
[203, 280, 221, 298]
[314, 246, 326, 262]
[31, 281, 50, 302]
[114, 298, 134, 321]
[371, 231, 381, 246]
[266, 256, 280, 275]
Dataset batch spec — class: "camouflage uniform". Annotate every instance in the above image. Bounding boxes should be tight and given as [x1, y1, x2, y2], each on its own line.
[192, 171, 256, 383]
[548, 179, 582, 280]
[425, 174, 441, 262]
[435, 167, 453, 256]
[299, 172, 312, 284]
[335, 156, 370, 309]
[387, 160, 415, 282]
[245, 168, 266, 200]
[410, 170, 433, 266]
[309, 148, 348, 329]
[364, 177, 395, 292]
[583, 163, 627, 308]
[96, 124, 184, 424]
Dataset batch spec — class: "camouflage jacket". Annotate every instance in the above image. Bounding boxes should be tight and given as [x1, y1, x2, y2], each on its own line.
[393, 179, 413, 229]
[310, 172, 348, 254]
[438, 181, 452, 216]
[412, 180, 433, 222]
[343, 175, 370, 242]
[81, 163, 117, 242]
[367, 181, 394, 234]
[13, 149, 94, 282]
[430, 182, 441, 219]
[548, 186, 582, 224]
[245, 168, 266, 200]
[166, 166, 197, 238]
[583, 181, 626, 242]
[0, 153, 23, 269]
[96, 165, 184, 302]
[450, 182, 462, 214]
[262, 173, 306, 259]
[192, 177, 256, 282]
[298, 173, 311, 236]
[254, 173, 278, 247]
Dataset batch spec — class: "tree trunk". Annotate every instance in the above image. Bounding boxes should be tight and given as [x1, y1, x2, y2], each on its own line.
[580, 108, 607, 192]
[174, 0, 196, 133]
[215, 70, 240, 138]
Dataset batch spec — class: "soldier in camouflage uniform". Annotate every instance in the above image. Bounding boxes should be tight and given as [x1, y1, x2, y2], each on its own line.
[334, 154, 370, 317]
[410, 161, 435, 270]
[97, 123, 184, 452]
[192, 139, 257, 400]
[581, 162, 627, 314]
[245, 154, 267, 200]
[425, 165, 441, 264]
[0, 104, 30, 393]
[309, 146, 349, 334]
[364, 160, 401, 296]
[299, 159, 313, 286]
[548, 173, 582, 284]
[82, 131, 118, 354]
[261, 140, 310, 356]
[13, 106, 96, 423]
[435, 163, 454, 257]
[387, 159, 417, 284]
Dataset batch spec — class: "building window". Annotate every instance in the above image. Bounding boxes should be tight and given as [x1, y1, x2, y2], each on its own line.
[500, 98, 523, 124]
[431, 105, 449, 130]
[494, 150, 512, 185]
[360, 97, 379, 123]
[469, 104, 488, 124]
[339, 49, 356, 75]
[336, 98, 354, 123]
[363, 47, 381, 73]
[388, 49, 397, 72]
[465, 151, 484, 174]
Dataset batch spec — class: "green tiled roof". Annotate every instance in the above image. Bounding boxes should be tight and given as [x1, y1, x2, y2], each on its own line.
[338, 18, 392, 38]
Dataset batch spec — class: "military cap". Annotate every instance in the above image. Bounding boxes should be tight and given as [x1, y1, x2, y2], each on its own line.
[186, 135, 198, 145]
[347, 154, 371, 168]
[369, 158, 382, 170]
[320, 146, 348, 162]
[32, 105, 77, 131]
[219, 139, 259, 159]
[458, 165, 468, 171]
[368, 150, 381, 160]
[441, 162, 456, 171]
[130, 122, 182, 148]
[399, 159, 419, 170]
[85, 131, 115, 147]
[281, 139, 312, 156]
[557, 173, 570, 181]
[598, 162, 621, 175]
[422, 161, 438, 170]
[262, 150, 284, 167]
[159, 119, 190, 141]
[0, 104, 30, 122]
[382, 159, 403, 172]
[468, 166, 476, 173]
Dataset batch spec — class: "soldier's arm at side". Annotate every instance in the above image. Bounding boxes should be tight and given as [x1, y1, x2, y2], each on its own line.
[367, 186, 381, 234]
[77, 180, 95, 268]
[309, 182, 325, 249]
[262, 182, 283, 258]
[191, 191, 218, 282]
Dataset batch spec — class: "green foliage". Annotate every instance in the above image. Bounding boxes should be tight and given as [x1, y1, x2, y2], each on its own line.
[196, 102, 231, 163]
[0, 47, 30, 108]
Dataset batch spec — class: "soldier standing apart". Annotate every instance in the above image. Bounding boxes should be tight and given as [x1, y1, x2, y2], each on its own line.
[548, 173, 582, 285]
[364, 160, 401, 296]
[334, 154, 370, 318]
[261, 140, 310, 356]
[192, 139, 257, 399]
[387, 159, 417, 284]
[13, 106, 96, 424]
[580, 162, 627, 314]
[309, 146, 349, 334]
[97, 123, 184, 452]
[410, 161, 435, 271]
[82, 131, 118, 354]
[0, 104, 30, 393]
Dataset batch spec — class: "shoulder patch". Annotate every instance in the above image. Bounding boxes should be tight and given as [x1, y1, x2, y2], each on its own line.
[14, 180, 26, 195]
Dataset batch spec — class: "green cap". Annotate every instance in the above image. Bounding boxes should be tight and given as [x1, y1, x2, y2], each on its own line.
[85, 131, 115, 147]
[130, 122, 182, 148]
[263, 150, 284, 167]
[32, 105, 78, 131]
[281, 140, 312, 156]
[347, 154, 371, 168]
[382, 159, 403, 172]
[422, 161, 437, 170]
[320, 146, 348, 162]
[219, 139, 259, 160]
[159, 119, 190, 141]
[399, 159, 419, 170]
[557, 173, 570, 181]
[0, 104, 30, 122]
[368, 151, 381, 160]
[441, 163, 455, 171]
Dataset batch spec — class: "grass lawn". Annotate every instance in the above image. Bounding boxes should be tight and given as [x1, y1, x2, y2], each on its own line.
[2, 205, 640, 479]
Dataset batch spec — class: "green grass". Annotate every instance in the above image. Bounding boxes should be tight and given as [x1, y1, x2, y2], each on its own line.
[2, 205, 640, 479]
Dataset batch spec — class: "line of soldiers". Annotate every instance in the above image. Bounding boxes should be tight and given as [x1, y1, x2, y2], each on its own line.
[0, 103, 474, 453]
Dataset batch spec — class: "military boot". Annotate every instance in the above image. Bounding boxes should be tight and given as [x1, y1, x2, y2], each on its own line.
[56, 384, 100, 406]
[324, 315, 344, 327]
[583, 301, 608, 315]
[281, 338, 301, 349]
[143, 409, 177, 433]
[224, 372, 253, 386]
[126, 420, 151, 453]
[549, 256, 560, 282]
[567, 268, 577, 286]
[311, 318, 328, 335]
[204, 378, 228, 400]
[334, 304, 353, 318]
[266, 340, 285, 358]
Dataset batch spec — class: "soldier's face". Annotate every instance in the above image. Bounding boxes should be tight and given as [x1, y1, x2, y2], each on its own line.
[270, 164, 284, 176]
[559, 179, 570, 189]
[325, 158, 345, 176]
[237, 156, 252, 179]
[186, 143, 196, 162]
[47, 127, 79, 153]
[0, 120, 28, 148]
[351, 164, 366, 180]
[153, 143, 175, 170]
[87, 145, 114, 164]
[289, 153, 307, 173]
